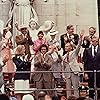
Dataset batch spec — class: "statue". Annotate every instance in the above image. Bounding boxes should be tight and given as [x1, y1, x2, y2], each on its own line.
[0, 20, 4, 41]
[4, 0, 38, 47]
[7, 0, 38, 25]
[28, 18, 39, 72]
[6, 0, 38, 36]
[29, 18, 39, 41]
[38, 20, 55, 40]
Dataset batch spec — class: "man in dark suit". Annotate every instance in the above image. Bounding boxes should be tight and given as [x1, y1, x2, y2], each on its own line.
[83, 36, 100, 99]
[60, 25, 79, 55]
[82, 27, 96, 48]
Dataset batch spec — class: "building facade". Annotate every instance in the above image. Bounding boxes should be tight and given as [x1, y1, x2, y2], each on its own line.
[0, 0, 99, 37]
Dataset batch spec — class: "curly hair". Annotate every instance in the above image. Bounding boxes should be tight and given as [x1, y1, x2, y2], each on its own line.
[39, 44, 48, 52]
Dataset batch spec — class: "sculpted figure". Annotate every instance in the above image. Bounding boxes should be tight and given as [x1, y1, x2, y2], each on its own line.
[7, 0, 38, 26]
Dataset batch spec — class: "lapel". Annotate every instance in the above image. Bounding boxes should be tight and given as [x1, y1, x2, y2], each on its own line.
[36, 53, 42, 62]
[44, 54, 49, 62]
[95, 46, 100, 57]
[88, 47, 93, 58]
[88, 46, 100, 59]
[17, 57, 23, 62]
[37, 53, 49, 63]
[63, 33, 68, 39]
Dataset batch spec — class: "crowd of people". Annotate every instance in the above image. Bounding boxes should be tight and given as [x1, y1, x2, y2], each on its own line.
[0, 23, 100, 100]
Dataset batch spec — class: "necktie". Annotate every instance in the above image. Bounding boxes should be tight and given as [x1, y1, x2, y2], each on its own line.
[94, 46, 97, 56]
[40, 40, 42, 44]
[67, 52, 69, 62]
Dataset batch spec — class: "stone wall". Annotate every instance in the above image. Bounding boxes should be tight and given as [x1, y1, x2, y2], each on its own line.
[34, 0, 99, 36]
[0, 0, 10, 26]
[0, 0, 99, 36]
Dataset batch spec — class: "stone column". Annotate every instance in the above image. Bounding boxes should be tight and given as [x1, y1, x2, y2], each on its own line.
[0, 0, 10, 26]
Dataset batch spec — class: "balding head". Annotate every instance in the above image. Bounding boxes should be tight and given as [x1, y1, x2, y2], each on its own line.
[91, 36, 99, 47]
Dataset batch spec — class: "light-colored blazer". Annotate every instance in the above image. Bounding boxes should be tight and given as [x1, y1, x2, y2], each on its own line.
[63, 39, 82, 77]
[50, 52, 63, 79]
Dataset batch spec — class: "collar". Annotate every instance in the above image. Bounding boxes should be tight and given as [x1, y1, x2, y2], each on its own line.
[92, 45, 98, 50]
[92, 45, 98, 57]
[67, 33, 74, 38]
[40, 53, 46, 58]
[49, 38, 57, 42]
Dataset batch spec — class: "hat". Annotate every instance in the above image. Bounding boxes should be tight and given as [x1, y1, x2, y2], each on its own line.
[39, 20, 55, 32]
[3, 27, 9, 32]
[3, 24, 11, 31]
[5, 31, 12, 39]
[22, 94, 34, 100]
[3, 27, 12, 39]
[15, 45, 25, 55]
[55, 42, 60, 47]
[78, 86, 89, 91]
[38, 91, 46, 97]
[29, 18, 39, 26]
[29, 18, 39, 30]
[49, 30, 58, 36]
[19, 24, 28, 30]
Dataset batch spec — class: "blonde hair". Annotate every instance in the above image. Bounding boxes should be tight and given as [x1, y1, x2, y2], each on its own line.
[91, 36, 99, 41]
[89, 27, 96, 33]
[15, 45, 25, 55]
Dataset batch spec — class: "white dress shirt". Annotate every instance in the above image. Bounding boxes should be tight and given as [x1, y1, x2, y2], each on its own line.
[92, 45, 98, 57]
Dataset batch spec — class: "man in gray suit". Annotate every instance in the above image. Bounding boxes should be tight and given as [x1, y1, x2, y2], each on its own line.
[63, 31, 84, 98]
[32, 44, 53, 100]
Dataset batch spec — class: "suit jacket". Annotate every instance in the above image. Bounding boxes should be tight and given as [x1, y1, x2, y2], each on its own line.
[63, 39, 82, 78]
[32, 53, 53, 82]
[83, 46, 100, 71]
[81, 36, 90, 48]
[13, 56, 31, 80]
[60, 33, 79, 55]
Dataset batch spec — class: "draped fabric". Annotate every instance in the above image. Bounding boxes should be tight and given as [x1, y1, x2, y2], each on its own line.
[11, 0, 38, 26]
[8, 0, 38, 47]
[94, 46, 97, 56]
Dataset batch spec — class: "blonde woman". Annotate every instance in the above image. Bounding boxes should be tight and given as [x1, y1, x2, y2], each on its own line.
[13, 45, 32, 100]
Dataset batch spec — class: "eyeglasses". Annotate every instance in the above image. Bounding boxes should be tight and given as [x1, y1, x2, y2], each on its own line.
[92, 41, 98, 42]
[41, 49, 47, 50]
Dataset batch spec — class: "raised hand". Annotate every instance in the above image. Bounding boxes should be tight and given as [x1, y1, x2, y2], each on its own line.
[3, 55, 9, 65]
[29, 57, 33, 62]
[15, 22, 20, 31]
[80, 30, 85, 39]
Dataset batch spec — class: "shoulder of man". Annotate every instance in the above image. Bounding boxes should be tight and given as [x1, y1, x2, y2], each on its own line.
[73, 33, 79, 37]
[60, 33, 67, 38]
[45, 53, 52, 58]
[35, 53, 41, 58]
[85, 47, 90, 52]
[0, 63, 3, 69]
